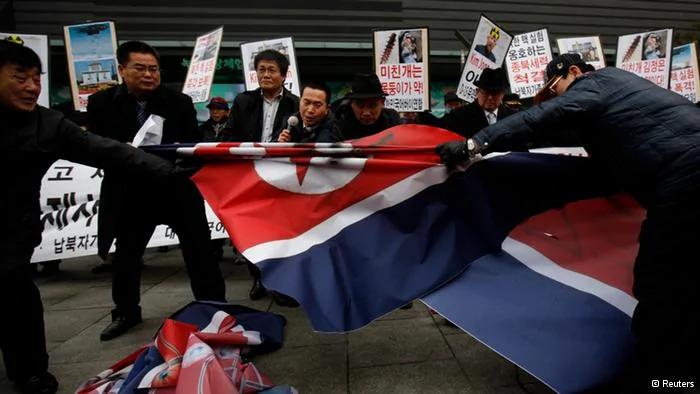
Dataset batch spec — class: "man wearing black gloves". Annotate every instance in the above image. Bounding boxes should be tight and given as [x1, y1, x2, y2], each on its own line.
[0, 40, 176, 394]
[87, 41, 225, 341]
[437, 53, 700, 390]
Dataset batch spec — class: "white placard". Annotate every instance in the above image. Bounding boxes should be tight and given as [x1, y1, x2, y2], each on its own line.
[670, 42, 699, 103]
[457, 15, 513, 102]
[63, 21, 121, 112]
[616, 29, 673, 88]
[240, 37, 300, 96]
[182, 27, 224, 103]
[373, 28, 430, 112]
[556, 36, 606, 70]
[505, 29, 553, 99]
[31, 160, 228, 263]
[0, 32, 50, 107]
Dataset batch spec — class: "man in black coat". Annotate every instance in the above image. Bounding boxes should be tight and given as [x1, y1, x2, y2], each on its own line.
[199, 96, 230, 142]
[441, 67, 517, 138]
[334, 73, 401, 140]
[437, 54, 700, 391]
[276, 82, 343, 143]
[0, 40, 176, 394]
[221, 49, 300, 303]
[87, 41, 225, 341]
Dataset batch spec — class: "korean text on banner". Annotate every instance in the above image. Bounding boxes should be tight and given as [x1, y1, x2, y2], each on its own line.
[373, 28, 430, 111]
[670, 42, 700, 103]
[616, 29, 673, 88]
[505, 29, 553, 99]
[183, 27, 224, 103]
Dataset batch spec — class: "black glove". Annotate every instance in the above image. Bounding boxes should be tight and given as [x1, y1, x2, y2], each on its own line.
[435, 140, 470, 171]
[172, 158, 203, 178]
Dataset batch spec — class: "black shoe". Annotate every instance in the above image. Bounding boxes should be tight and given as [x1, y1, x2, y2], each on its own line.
[249, 279, 267, 300]
[100, 313, 142, 341]
[399, 302, 414, 310]
[274, 292, 300, 308]
[15, 371, 58, 394]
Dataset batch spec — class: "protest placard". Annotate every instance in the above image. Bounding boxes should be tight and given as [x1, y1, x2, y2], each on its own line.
[240, 37, 300, 96]
[670, 42, 699, 103]
[183, 27, 223, 103]
[457, 15, 512, 102]
[373, 27, 430, 111]
[557, 36, 606, 70]
[63, 21, 120, 111]
[505, 29, 552, 99]
[616, 29, 673, 88]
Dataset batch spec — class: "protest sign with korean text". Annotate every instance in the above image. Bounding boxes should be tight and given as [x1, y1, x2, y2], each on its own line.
[32, 160, 227, 263]
[183, 27, 223, 103]
[616, 29, 673, 88]
[457, 15, 512, 102]
[240, 37, 300, 96]
[373, 28, 430, 111]
[670, 42, 699, 103]
[0, 32, 50, 107]
[557, 36, 606, 70]
[505, 29, 552, 99]
[63, 21, 120, 111]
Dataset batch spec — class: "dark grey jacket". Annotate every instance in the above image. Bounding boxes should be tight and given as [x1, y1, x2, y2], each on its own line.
[0, 106, 173, 273]
[474, 67, 700, 207]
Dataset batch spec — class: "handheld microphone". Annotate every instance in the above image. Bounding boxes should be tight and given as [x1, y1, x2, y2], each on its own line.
[287, 115, 300, 141]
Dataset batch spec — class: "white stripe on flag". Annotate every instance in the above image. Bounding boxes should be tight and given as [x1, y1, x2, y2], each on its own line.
[242, 165, 449, 263]
[503, 237, 637, 317]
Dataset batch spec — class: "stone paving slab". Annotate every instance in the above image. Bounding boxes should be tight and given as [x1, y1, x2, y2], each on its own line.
[0, 249, 554, 393]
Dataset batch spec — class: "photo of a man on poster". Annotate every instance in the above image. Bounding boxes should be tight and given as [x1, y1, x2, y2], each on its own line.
[642, 32, 666, 60]
[399, 30, 422, 63]
[474, 27, 500, 62]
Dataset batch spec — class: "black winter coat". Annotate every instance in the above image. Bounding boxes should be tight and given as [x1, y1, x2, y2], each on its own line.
[0, 106, 173, 273]
[273, 112, 344, 143]
[87, 84, 201, 256]
[334, 103, 401, 140]
[441, 101, 517, 138]
[474, 67, 700, 207]
[221, 88, 299, 142]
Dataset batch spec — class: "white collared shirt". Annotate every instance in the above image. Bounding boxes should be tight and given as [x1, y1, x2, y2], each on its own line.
[484, 108, 499, 125]
[261, 89, 284, 142]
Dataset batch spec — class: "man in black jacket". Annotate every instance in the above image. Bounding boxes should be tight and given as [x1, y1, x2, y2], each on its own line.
[0, 40, 175, 394]
[199, 96, 230, 142]
[334, 73, 401, 140]
[276, 82, 343, 143]
[221, 49, 299, 302]
[437, 54, 700, 390]
[87, 41, 225, 341]
[441, 68, 516, 138]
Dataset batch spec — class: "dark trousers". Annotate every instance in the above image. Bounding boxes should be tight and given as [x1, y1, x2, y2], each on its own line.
[629, 184, 700, 389]
[0, 253, 48, 382]
[111, 181, 226, 317]
[247, 261, 261, 280]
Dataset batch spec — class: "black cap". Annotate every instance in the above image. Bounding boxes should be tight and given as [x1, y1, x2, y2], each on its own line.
[344, 73, 387, 99]
[545, 53, 588, 83]
[444, 91, 462, 104]
[474, 68, 507, 91]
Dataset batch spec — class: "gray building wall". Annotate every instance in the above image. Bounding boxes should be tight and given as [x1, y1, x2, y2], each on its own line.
[7, 0, 700, 53]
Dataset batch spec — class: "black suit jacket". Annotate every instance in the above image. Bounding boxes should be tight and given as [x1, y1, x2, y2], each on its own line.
[221, 87, 299, 142]
[87, 84, 201, 256]
[441, 101, 517, 138]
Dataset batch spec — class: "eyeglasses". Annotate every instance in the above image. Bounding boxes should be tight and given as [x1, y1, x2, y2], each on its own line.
[127, 65, 160, 74]
[545, 74, 563, 96]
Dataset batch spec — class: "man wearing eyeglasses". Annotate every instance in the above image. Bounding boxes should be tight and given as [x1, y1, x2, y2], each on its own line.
[441, 68, 517, 139]
[437, 53, 700, 391]
[87, 41, 226, 341]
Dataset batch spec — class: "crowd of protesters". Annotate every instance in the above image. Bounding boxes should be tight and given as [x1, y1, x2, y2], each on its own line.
[2, 29, 699, 394]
